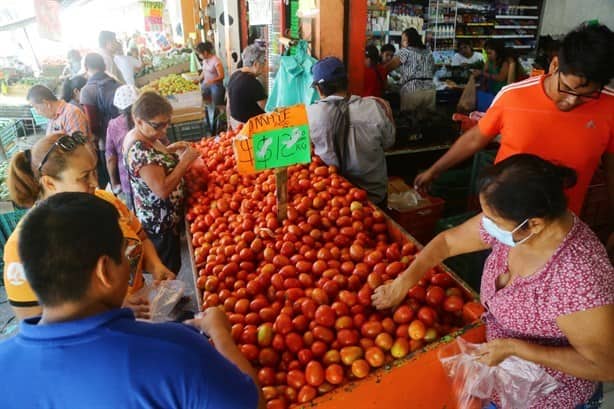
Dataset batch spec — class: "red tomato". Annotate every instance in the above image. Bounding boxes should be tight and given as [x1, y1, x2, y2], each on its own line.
[390, 338, 409, 359]
[286, 369, 306, 389]
[297, 385, 317, 403]
[393, 305, 414, 324]
[312, 325, 335, 344]
[462, 301, 485, 323]
[337, 329, 359, 346]
[417, 306, 438, 327]
[351, 359, 370, 378]
[365, 346, 385, 368]
[407, 285, 426, 302]
[408, 320, 426, 341]
[285, 332, 304, 353]
[340, 346, 364, 366]
[274, 314, 293, 335]
[259, 348, 280, 366]
[426, 286, 445, 306]
[325, 364, 344, 385]
[258, 367, 276, 386]
[305, 361, 325, 387]
[315, 305, 336, 327]
[375, 332, 393, 350]
[443, 295, 464, 312]
[361, 321, 383, 339]
[431, 273, 455, 288]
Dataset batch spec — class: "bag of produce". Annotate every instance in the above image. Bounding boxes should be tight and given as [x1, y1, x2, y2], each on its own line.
[439, 338, 559, 409]
[134, 280, 186, 322]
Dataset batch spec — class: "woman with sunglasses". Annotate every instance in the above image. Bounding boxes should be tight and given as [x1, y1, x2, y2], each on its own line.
[123, 91, 200, 274]
[4, 132, 175, 320]
[373, 154, 614, 409]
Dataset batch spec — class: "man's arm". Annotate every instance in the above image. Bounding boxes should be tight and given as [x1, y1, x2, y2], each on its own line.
[414, 125, 494, 189]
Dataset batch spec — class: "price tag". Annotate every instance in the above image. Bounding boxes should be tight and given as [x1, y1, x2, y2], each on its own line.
[233, 104, 311, 174]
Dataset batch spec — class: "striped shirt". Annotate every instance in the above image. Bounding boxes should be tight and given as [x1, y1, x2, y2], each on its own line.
[46, 100, 91, 139]
[396, 47, 435, 93]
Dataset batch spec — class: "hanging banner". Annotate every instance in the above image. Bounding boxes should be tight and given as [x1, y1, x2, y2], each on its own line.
[233, 104, 311, 174]
[34, 0, 62, 42]
[249, 0, 272, 26]
[143, 1, 164, 32]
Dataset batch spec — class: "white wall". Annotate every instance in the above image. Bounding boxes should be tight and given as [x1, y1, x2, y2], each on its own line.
[540, 0, 614, 36]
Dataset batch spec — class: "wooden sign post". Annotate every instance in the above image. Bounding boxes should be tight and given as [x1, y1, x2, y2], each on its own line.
[232, 104, 311, 222]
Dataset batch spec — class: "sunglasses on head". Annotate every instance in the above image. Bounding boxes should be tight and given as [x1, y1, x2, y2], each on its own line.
[146, 120, 171, 130]
[38, 132, 88, 175]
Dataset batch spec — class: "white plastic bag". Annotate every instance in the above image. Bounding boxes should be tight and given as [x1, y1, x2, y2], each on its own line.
[439, 338, 559, 409]
[134, 280, 186, 322]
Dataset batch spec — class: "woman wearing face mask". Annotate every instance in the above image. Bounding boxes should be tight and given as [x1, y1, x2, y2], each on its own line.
[4, 132, 175, 320]
[373, 154, 614, 409]
[123, 92, 200, 274]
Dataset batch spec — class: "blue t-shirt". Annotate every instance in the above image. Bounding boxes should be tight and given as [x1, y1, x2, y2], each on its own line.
[0, 309, 258, 409]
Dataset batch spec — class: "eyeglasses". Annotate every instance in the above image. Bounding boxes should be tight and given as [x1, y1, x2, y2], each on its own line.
[146, 120, 171, 130]
[38, 132, 88, 174]
[557, 72, 602, 100]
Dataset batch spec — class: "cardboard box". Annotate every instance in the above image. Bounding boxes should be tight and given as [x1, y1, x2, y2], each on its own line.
[166, 90, 203, 111]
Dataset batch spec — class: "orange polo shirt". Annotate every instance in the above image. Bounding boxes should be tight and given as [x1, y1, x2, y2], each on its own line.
[3, 190, 145, 307]
[478, 75, 614, 214]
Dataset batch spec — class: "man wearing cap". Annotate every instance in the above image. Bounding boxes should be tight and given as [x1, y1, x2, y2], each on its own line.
[106, 85, 138, 207]
[307, 57, 395, 207]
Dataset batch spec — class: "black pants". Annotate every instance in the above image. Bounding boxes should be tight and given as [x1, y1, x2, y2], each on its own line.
[148, 231, 182, 274]
[96, 145, 110, 188]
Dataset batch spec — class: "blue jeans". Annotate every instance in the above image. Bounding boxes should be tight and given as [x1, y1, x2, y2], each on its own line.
[201, 82, 225, 106]
[485, 383, 603, 409]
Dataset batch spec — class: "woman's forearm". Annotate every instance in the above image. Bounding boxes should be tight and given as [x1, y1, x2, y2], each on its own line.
[398, 233, 451, 287]
[142, 238, 166, 274]
[513, 340, 614, 382]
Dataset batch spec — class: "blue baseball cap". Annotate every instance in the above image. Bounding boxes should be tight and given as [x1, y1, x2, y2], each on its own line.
[311, 57, 347, 86]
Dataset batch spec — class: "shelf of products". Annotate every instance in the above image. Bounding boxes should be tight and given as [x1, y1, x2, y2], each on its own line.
[427, 0, 458, 51]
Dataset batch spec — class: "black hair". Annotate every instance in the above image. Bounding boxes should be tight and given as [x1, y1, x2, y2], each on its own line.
[18, 192, 123, 307]
[67, 49, 81, 61]
[478, 154, 577, 225]
[381, 44, 396, 54]
[402, 28, 425, 49]
[196, 41, 214, 55]
[484, 39, 506, 67]
[99, 30, 116, 49]
[84, 53, 106, 72]
[558, 24, 614, 86]
[457, 40, 471, 50]
[317, 77, 349, 97]
[27, 84, 57, 104]
[365, 45, 380, 64]
[61, 75, 87, 103]
[122, 107, 135, 129]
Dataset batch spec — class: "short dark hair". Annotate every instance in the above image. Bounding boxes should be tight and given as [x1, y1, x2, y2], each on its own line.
[381, 44, 396, 54]
[61, 75, 87, 102]
[402, 28, 425, 49]
[317, 77, 349, 97]
[457, 40, 471, 49]
[132, 91, 173, 120]
[478, 154, 577, 225]
[84, 53, 106, 72]
[484, 39, 506, 66]
[99, 30, 117, 49]
[196, 41, 214, 55]
[558, 24, 614, 86]
[365, 45, 380, 63]
[27, 84, 57, 104]
[18, 192, 123, 307]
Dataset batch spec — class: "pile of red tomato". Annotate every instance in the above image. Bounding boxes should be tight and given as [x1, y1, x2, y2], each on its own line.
[185, 131, 484, 408]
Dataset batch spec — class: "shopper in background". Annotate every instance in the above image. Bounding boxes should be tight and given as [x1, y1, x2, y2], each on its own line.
[98, 30, 122, 82]
[60, 75, 87, 110]
[384, 28, 436, 111]
[363, 45, 387, 98]
[27, 84, 90, 139]
[60, 49, 82, 80]
[4, 133, 175, 320]
[124, 92, 199, 273]
[472, 39, 523, 96]
[81, 52, 121, 188]
[451, 40, 484, 66]
[226, 44, 267, 127]
[415, 24, 614, 255]
[0, 192, 262, 409]
[375, 155, 614, 409]
[307, 57, 395, 207]
[106, 85, 138, 209]
[113, 43, 142, 87]
[195, 42, 225, 110]
[380, 43, 396, 65]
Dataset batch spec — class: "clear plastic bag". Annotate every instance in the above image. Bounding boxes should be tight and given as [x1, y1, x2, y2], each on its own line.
[134, 280, 186, 322]
[439, 338, 560, 409]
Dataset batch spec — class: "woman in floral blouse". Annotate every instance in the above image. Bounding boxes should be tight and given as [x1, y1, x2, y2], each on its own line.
[124, 92, 199, 272]
[373, 154, 614, 409]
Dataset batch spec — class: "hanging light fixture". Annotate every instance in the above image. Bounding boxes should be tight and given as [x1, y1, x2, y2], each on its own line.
[296, 0, 318, 19]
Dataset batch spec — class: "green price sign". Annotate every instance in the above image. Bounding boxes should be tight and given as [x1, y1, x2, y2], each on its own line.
[252, 125, 311, 170]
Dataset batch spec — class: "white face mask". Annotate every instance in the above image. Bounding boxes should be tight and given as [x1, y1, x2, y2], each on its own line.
[482, 216, 534, 247]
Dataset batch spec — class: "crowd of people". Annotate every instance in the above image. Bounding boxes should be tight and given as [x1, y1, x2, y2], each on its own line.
[0, 22, 612, 409]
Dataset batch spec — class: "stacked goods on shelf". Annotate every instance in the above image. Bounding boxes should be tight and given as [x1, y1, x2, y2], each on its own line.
[455, 1, 495, 51]
[135, 53, 191, 87]
[184, 132, 485, 408]
[494, 4, 539, 50]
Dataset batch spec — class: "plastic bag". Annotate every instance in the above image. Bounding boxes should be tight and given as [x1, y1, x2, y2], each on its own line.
[439, 338, 559, 409]
[457, 75, 477, 112]
[134, 280, 186, 322]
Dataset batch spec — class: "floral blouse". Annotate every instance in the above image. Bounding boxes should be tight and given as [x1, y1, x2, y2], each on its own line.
[126, 140, 185, 235]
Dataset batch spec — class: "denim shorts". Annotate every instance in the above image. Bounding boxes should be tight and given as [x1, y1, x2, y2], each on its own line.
[485, 383, 603, 409]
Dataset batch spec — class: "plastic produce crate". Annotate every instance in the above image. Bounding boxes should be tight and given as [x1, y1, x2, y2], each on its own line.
[168, 119, 206, 142]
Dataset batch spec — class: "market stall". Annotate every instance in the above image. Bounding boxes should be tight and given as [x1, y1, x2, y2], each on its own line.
[181, 118, 486, 408]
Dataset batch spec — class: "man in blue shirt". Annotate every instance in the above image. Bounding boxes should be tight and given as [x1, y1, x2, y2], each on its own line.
[0, 192, 262, 409]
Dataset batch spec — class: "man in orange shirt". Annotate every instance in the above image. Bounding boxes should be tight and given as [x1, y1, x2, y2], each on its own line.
[415, 24, 614, 251]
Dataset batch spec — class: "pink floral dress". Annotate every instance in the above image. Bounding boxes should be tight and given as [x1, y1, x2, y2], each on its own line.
[479, 216, 614, 409]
